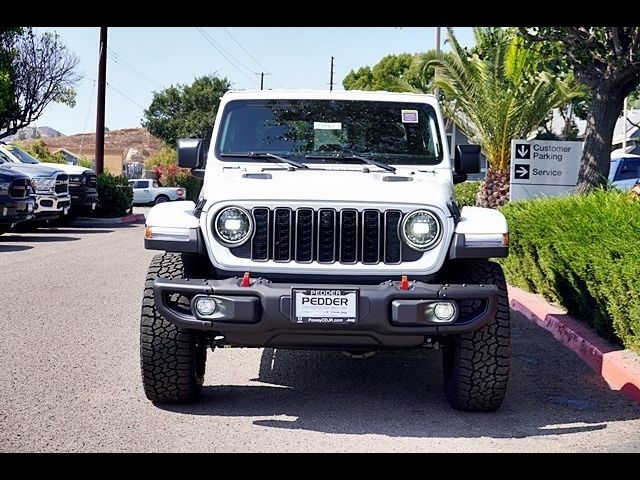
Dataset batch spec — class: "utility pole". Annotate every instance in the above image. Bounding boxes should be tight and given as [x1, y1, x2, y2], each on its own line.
[434, 27, 441, 99]
[254, 72, 270, 90]
[95, 27, 108, 175]
[329, 56, 335, 92]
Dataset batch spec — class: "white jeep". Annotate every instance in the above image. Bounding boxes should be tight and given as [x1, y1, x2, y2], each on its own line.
[141, 90, 510, 412]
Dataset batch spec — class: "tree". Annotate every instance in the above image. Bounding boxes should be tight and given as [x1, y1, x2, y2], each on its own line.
[0, 28, 23, 131]
[0, 29, 79, 140]
[343, 51, 444, 93]
[521, 28, 640, 192]
[142, 75, 231, 147]
[429, 28, 583, 207]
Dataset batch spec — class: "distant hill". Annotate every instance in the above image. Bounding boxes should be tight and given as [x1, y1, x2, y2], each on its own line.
[5, 126, 63, 141]
[21, 128, 164, 158]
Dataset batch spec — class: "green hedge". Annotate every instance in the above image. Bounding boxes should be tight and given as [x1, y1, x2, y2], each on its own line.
[500, 189, 640, 353]
[96, 172, 133, 218]
[453, 181, 480, 207]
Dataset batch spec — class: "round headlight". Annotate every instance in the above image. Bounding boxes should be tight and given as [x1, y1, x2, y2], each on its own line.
[214, 206, 253, 246]
[400, 210, 441, 251]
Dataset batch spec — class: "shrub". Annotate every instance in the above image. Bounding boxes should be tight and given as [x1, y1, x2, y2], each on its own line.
[95, 172, 133, 218]
[155, 164, 203, 202]
[144, 145, 177, 170]
[77, 157, 93, 169]
[499, 189, 640, 353]
[453, 181, 481, 207]
[20, 140, 67, 164]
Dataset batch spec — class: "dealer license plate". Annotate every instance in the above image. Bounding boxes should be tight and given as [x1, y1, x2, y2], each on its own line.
[292, 288, 358, 324]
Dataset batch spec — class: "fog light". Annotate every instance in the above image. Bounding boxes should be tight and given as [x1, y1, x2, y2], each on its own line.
[433, 302, 456, 322]
[194, 297, 217, 316]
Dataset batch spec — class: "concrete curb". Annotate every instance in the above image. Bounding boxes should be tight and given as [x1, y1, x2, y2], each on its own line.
[71, 213, 145, 227]
[508, 285, 640, 406]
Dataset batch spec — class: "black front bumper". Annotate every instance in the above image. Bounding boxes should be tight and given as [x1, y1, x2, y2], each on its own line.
[70, 188, 98, 213]
[153, 277, 499, 349]
[0, 196, 35, 226]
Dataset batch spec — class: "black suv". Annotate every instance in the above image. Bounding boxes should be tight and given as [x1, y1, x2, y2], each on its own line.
[0, 167, 35, 234]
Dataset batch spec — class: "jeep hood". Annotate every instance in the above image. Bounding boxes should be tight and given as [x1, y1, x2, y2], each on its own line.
[206, 168, 452, 208]
[0, 162, 63, 178]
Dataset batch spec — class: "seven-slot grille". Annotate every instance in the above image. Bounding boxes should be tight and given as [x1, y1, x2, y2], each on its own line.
[54, 174, 69, 194]
[9, 179, 30, 198]
[245, 207, 406, 265]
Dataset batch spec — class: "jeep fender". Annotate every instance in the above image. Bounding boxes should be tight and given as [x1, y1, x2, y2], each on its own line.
[449, 206, 508, 259]
[144, 201, 205, 254]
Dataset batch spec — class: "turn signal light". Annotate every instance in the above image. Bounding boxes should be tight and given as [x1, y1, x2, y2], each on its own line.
[144, 225, 152, 239]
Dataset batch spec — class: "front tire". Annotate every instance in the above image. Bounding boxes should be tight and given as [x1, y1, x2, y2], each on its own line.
[140, 253, 208, 403]
[442, 260, 511, 412]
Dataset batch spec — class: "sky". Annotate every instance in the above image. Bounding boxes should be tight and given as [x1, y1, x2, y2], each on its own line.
[37, 27, 475, 136]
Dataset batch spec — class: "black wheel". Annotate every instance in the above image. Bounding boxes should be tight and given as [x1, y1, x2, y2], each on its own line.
[154, 195, 169, 205]
[140, 252, 209, 403]
[442, 260, 510, 412]
[0, 225, 9, 235]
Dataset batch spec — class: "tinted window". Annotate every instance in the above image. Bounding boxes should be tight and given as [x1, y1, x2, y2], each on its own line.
[132, 180, 148, 188]
[615, 159, 640, 181]
[216, 99, 443, 166]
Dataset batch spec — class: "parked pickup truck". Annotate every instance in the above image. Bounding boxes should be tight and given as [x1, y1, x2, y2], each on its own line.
[0, 150, 70, 223]
[128, 179, 186, 205]
[0, 143, 98, 217]
[609, 153, 640, 190]
[0, 167, 35, 234]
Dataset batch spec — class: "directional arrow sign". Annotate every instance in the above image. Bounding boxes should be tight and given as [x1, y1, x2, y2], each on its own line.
[510, 139, 583, 201]
[515, 144, 530, 159]
[515, 164, 530, 179]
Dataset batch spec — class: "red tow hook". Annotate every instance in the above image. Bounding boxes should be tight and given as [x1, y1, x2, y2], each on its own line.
[241, 272, 251, 287]
[400, 275, 410, 291]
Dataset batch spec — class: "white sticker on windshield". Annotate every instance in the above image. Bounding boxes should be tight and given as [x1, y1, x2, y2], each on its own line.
[401, 109, 419, 123]
[314, 122, 342, 130]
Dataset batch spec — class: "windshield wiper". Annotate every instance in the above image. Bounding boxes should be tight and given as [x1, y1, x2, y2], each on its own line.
[305, 152, 396, 173]
[220, 152, 308, 169]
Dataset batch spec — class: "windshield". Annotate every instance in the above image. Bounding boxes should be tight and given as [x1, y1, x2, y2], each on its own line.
[4, 145, 40, 164]
[216, 99, 443, 166]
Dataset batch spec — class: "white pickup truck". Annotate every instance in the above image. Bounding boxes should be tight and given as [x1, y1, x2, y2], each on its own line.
[128, 179, 186, 205]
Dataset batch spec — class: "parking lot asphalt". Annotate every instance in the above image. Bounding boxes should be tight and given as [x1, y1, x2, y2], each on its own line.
[0, 224, 639, 452]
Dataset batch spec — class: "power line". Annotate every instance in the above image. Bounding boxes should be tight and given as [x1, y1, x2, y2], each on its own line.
[107, 47, 164, 90]
[222, 27, 283, 88]
[107, 82, 147, 110]
[196, 27, 257, 85]
[79, 77, 97, 156]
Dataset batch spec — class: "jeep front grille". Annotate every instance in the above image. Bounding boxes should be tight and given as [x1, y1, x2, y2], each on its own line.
[244, 207, 406, 265]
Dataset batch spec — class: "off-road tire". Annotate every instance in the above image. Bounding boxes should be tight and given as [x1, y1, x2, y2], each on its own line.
[442, 260, 510, 412]
[140, 252, 209, 403]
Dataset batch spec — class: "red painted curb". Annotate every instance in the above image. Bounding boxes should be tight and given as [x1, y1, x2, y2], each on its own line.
[508, 285, 640, 406]
[120, 213, 145, 224]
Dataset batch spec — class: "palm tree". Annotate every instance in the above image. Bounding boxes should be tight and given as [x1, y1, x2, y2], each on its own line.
[429, 28, 583, 208]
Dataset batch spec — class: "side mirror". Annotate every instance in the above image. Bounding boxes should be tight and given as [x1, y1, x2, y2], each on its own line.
[177, 138, 205, 169]
[455, 144, 481, 175]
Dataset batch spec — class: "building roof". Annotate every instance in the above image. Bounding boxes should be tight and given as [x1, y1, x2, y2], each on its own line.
[548, 108, 640, 144]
